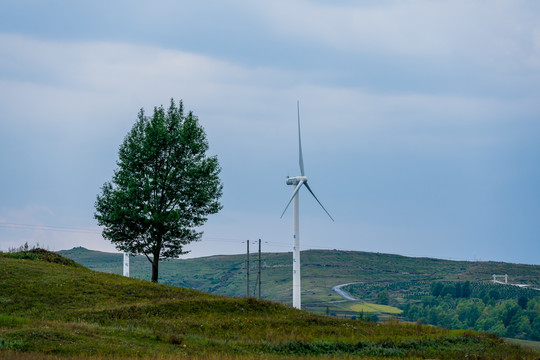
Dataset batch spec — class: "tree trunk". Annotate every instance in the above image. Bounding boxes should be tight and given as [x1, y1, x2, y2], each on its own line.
[151, 256, 159, 282]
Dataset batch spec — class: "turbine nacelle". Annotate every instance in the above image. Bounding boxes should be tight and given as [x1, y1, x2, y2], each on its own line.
[286, 176, 307, 186]
[281, 102, 333, 222]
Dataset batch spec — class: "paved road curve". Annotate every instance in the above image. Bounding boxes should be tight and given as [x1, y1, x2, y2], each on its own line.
[331, 282, 363, 301]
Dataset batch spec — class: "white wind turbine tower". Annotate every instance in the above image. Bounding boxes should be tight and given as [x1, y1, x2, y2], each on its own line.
[123, 252, 129, 277]
[281, 101, 334, 310]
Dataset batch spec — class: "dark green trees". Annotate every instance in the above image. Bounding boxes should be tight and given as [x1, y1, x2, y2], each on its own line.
[95, 99, 223, 282]
[405, 282, 540, 341]
[377, 290, 389, 305]
[430, 281, 471, 299]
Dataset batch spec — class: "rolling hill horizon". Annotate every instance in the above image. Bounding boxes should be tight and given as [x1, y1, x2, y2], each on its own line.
[59, 247, 540, 306]
[60, 246, 540, 266]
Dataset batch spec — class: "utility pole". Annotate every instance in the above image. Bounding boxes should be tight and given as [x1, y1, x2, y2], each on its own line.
[258, 238, 262, 299]
[246, 240, 250, 297]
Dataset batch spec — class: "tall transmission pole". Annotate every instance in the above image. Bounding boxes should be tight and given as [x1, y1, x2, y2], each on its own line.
[246, 240, 250, 297]
[258, 238, 262, 299]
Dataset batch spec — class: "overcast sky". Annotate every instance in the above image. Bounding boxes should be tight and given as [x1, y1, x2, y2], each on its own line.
[1, 1, 539, 265]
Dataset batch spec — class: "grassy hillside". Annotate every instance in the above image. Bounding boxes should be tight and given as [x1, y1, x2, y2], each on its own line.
[59, 247, 540, 316]
[1, 249, 538, 359]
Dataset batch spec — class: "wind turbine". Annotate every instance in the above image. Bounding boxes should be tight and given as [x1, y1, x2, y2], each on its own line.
[281, 101, 334, 310]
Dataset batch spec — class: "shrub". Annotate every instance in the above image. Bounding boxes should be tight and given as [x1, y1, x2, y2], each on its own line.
[0, 338, 24, 351]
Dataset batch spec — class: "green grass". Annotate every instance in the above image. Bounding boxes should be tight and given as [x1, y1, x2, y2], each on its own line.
[350, 303, 403, 314]
[1, 250, 538, 359]
[505, 338, 540, 351]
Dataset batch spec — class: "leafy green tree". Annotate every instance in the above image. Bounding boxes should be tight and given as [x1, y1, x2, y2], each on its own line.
[95, 99, 223, 282]
[528, 297, 540, 316]
[454, 282, 462, 298]
[456, 298, 482, 327]
[406, 304, 425, 321]
[441, 283, 456, 298]
[489, 289, 500, 301]
[431, 281, 443, 297]
[479, 289, 489, 304]
[518, 296, 528, 309]
[531, 317, 540, 341]
[489, 320, 507, 337]
[450, 314, 463, 329]
[428, 307, 439, 325]
[377, 289, 389, 305]
[475, 305, 497, 332]
[462, 281, 471, 298]
[514, 314, 532, 339]
[501, 301, 521, 327]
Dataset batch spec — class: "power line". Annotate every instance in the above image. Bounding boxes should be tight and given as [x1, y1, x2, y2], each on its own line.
[0, 222, 101, 235]
[0, 222, 344, 253]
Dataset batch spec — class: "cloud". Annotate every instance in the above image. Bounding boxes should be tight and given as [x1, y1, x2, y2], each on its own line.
[0, 25, 539, 264]
[1, 32, 538, 174]
[259, 1, 540, 62]
[0, 34, 299, 136]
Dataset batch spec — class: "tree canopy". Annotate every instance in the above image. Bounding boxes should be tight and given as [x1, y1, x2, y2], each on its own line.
[95, 99, 223, 282]
[403, 281, 540, 341]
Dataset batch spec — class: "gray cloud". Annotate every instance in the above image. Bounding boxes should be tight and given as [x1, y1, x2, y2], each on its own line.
[0, 1, 539, 264]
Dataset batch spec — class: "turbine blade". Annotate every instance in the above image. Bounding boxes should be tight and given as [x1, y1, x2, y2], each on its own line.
[280, 180, 305, 218]
[297, 101, 305, 176]
[304, 183, 334, 221]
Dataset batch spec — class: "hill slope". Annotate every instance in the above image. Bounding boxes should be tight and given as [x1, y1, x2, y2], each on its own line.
[1, 250, 538, 359]
[59, 247, 540, 306]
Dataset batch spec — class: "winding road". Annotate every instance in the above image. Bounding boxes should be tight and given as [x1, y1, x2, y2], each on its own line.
[331, 282, 363, 301]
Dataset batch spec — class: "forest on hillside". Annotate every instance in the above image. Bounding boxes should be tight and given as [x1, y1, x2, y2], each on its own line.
[344, 280, 540, 341]
[401, 282, 540, 341]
